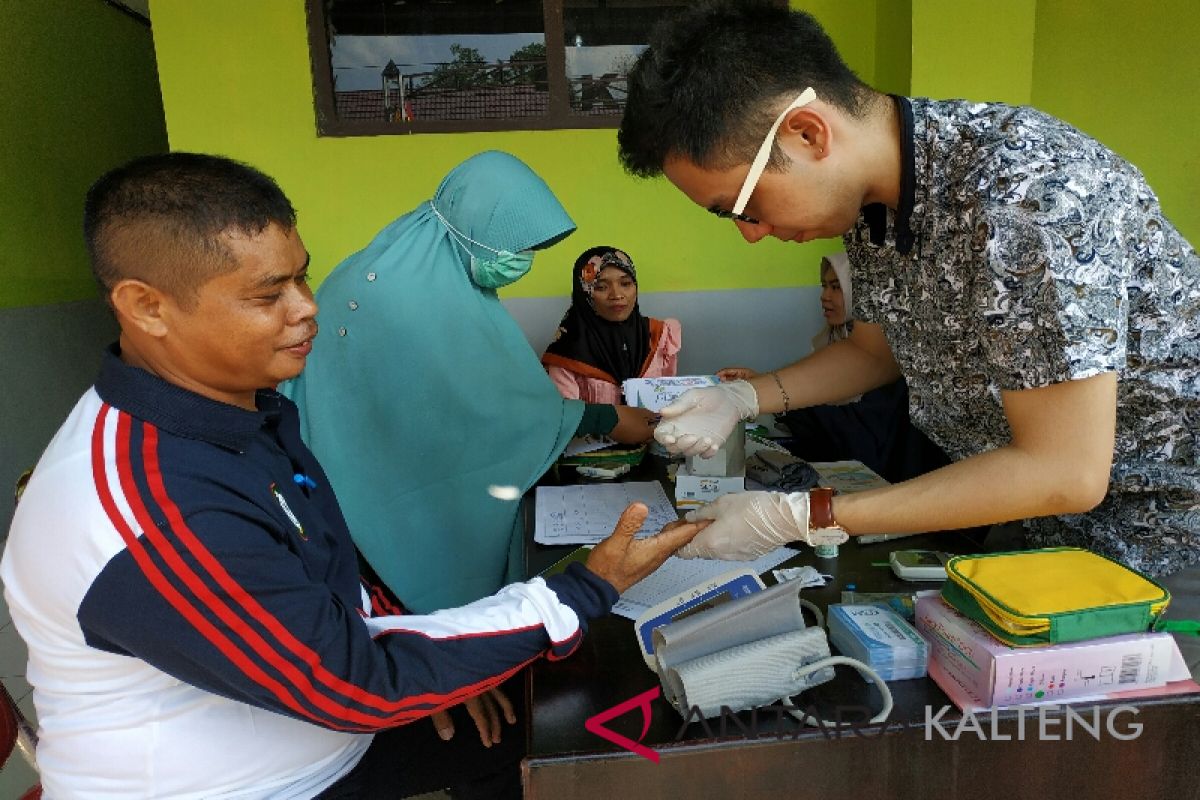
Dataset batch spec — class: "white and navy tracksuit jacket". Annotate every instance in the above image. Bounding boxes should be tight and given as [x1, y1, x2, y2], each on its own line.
[0, 348, 617, 799]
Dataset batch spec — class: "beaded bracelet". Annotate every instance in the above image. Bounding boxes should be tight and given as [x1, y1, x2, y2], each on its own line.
[770, 371, 791, 413]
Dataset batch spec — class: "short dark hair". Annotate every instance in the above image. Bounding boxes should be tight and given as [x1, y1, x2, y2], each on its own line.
[618, 1, 872, 178]
[83, 152, 296, 308]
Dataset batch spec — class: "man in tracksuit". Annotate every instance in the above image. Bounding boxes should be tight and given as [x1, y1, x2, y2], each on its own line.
[0, 152, 704, 799]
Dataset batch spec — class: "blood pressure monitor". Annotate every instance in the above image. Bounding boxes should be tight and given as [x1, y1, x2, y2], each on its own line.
[888, 549, 950, 581]
[634, 568, 765, 667]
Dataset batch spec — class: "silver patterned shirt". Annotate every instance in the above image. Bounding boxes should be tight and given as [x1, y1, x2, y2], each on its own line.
[845, 97, 1200, 577]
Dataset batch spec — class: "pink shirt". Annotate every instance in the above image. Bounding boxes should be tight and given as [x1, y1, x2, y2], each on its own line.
[544, 317, 682, 404]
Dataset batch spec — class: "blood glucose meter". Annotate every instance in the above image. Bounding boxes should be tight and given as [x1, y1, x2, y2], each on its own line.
[888, 549, 950, 581]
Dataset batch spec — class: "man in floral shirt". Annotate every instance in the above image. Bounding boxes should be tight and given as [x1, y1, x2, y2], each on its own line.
[617, 1, 1198, 673]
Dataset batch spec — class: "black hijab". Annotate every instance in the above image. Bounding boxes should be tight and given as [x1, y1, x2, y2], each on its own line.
[543, 246, 652, 384]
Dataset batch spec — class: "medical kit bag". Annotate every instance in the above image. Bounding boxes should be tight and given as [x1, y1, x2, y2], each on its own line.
[941, 546, 1171, 647]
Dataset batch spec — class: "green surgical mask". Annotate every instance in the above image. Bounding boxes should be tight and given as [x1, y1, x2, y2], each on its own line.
[431, 203, 535, 289]
[468, 248, 535, 289]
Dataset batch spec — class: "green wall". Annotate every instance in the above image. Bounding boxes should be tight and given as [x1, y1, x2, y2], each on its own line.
[910, 0, 1037, 104]
[874, 0, 912, 96]
[1031, 0, 1199, 242]
[0, 0, 167, 309]
[145, 0, 1200, 298]
[151, 0, 878, 297]
[905, 0, 1196, 242]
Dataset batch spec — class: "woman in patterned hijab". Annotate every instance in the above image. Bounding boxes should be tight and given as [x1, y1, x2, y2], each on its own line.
[542, 246, 681, 404]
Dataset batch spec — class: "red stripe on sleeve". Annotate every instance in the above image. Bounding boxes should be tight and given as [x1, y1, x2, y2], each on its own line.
[134, 414, 551, 719]
[117, 415, 435, 728]
[89, 405, 377, 732]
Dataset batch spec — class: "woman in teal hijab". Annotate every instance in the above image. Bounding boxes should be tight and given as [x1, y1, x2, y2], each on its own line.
[284, 151, 586, 613]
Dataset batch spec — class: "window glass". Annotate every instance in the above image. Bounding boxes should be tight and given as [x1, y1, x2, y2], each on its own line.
[307, 0, 784, 135]
[562, 1, 687, 116]
[328, 0, 546, 123]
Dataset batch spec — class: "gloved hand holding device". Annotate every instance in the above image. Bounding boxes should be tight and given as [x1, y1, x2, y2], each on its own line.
[653, 380, 759, 458]
[677, 487, 848, 560]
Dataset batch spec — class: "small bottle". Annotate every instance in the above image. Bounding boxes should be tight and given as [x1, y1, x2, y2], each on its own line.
[814, 542, 839, 559]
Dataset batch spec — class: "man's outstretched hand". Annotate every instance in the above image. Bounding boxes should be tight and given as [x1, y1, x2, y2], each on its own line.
[585, 503, 710, 594]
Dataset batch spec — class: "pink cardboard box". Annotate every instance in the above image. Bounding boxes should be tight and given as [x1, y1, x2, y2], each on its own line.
[915, 595, 1190, 710]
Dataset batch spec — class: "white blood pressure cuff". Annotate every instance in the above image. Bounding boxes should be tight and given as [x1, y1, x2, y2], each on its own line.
[651, 580, 892, 723]
[662, 626, 835, 718]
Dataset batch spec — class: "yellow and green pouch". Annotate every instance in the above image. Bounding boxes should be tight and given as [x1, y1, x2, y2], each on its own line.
[941, 547, 1173, 647]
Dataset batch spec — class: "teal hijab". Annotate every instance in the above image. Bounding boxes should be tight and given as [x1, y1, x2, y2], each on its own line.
[282, 151, 582, 612]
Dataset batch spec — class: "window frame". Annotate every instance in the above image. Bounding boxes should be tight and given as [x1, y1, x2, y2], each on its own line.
[305, 0, 783, 137]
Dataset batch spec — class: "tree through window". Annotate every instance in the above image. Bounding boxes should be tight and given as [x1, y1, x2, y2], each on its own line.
[307, 0, 767, 135]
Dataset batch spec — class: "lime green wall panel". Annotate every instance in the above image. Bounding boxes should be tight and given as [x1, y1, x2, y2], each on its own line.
[0, 0, 167, 309]
[874, 0, 912, 96]
[1031, 0, 1199, 242]
[153, 0, 880, 298]
[910, 0, 1036, 104]
[794, 0, 877, 87]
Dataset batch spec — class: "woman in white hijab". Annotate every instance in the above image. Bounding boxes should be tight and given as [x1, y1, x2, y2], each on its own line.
[812, 252, 852, 348]
[717, 253, 852, 378]
[718, 252, 947, 482]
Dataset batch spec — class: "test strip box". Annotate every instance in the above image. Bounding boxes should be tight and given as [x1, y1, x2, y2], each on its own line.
[674, 467, 744, 510]
[915, 595, 1185, 709]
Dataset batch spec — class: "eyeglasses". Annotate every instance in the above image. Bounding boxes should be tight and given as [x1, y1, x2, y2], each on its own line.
[709, 87, 818, 225]
[706, 205, 761, 225]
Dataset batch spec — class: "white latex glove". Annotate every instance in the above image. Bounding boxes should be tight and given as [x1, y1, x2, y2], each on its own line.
[653, 381, 759, 458]
[676, 491, 809, 560]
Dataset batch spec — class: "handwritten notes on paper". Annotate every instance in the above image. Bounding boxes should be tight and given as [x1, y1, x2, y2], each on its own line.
[534, 481, 679, 546]
[621, 375, 721, 412]
[533, 478, 799, 619]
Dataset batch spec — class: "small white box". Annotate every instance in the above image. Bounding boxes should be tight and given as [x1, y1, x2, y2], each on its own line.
[674, 468, 744, 510]
[685, 422, 746, 477]
[916, 595, 1188, 710]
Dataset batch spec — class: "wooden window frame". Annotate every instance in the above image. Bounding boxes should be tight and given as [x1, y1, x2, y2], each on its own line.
[306, 0, 784, 137]
[307, 0, 629, 136]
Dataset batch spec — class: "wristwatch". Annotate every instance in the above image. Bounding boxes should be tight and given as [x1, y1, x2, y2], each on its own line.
[806, 487, 850, 547]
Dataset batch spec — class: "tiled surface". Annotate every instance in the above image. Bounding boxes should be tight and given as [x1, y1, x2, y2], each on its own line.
[1, 539, 41, 797]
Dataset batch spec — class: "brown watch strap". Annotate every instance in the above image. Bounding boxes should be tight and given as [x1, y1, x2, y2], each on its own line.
[808, 487, 838, 530]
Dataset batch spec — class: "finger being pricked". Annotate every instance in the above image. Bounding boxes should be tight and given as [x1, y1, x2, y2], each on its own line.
[610, 502, 651, 548]
[652, 516, 712, 551]
[620, 517, 713, 586]
[661, 516, 712, 537]
[585, 503, 711, 594]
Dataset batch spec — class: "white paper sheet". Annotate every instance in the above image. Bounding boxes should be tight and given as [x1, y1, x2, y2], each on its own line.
[561, 435, 617, 457]
[612, 548, 797, 620]
[809, 460, 889, 493]
[533, 481, 679, 545]
[621, 375, 720, 411]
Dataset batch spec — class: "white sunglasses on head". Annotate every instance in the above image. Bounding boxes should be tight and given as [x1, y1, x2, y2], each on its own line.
[717, 87, 817, 222]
